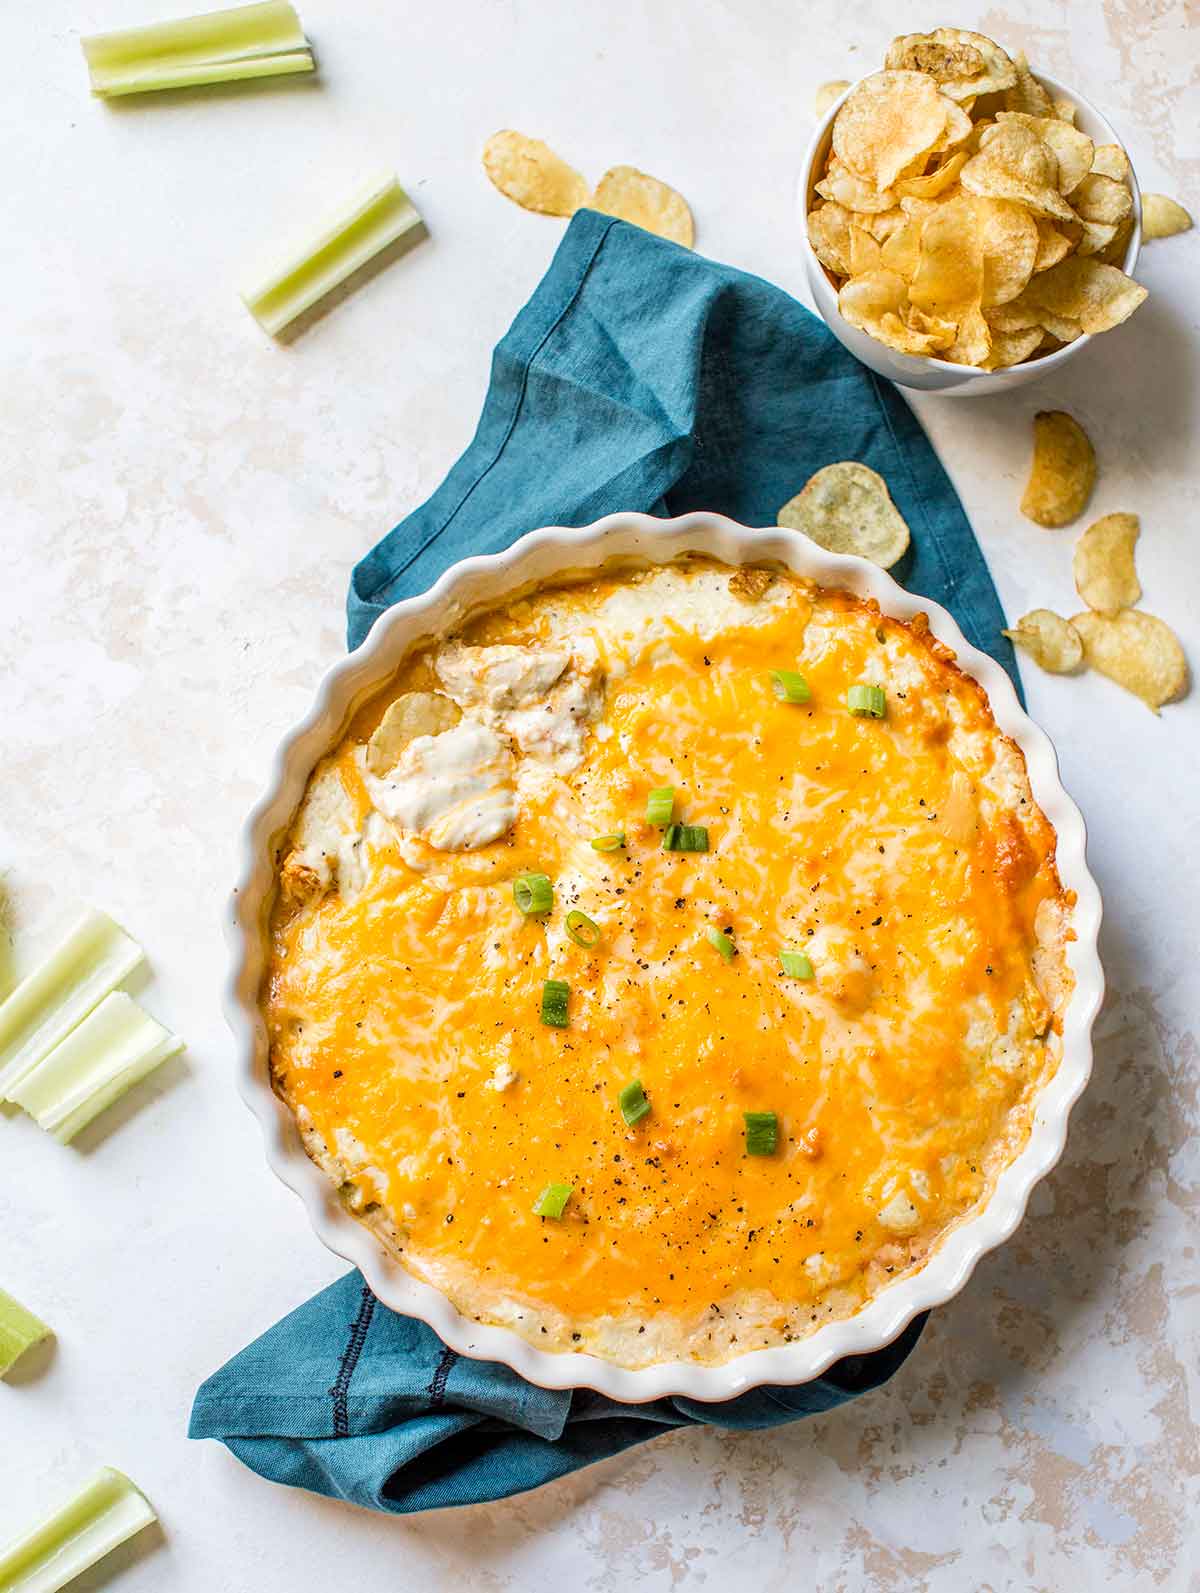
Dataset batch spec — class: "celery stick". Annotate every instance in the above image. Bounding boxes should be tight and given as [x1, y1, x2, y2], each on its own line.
[82, 0, 314, 98]
[0, 1469, 155, 1593]
[10, 993, 183, 1145]
[241, 172, 424, 336]
[0, 1289, 50, 1378]
[0, 912, 143, 1102]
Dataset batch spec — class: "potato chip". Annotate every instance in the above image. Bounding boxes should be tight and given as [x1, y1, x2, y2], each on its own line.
[1033, 217, 1075, 271]
[847, 222, 883, 274]
[975, 195, 1038, 305]
[777, 461, 911, 568]
[1096, 215, 1134, 265]
[1018, 256, 1147, 334]
[367, 692, 461, 774]
[1090, 143, 1129, 181]
[1070, 172, 1133, 227]
[985, 302, 1039, 333]
[896, 150, 967, 199]
[981, 324, 1045, 368]
[1071, 610, 1189, 711]
[1005, 51, 1053, 116]
[1021, 410, 1096, 527]
[879, 214, 923, 278]
[909, 194, 983, 317]
[482, 131, 590, 217]
[807, 202, 855, 275]
[1073, 512, 1141, 615]
[839, 269, 956, 354]
[931, 100, 975, 153]
[592, 165, 694, 246]
[996, 112, 1095, 194]
[815, 79, 851, 118]
[1051, 98, 1078, 125]
[884, 29, 1016, 100]
[944, 303, 992, 365]
[816, 160, 898, 213]
[832, 71, 952, 191]
[1142, 192, 1193, 241]
[1003, 609, 1084, 672]
[862, 207, 908, 241]
[1076, 219, 1118, 256]
[961, 123, 1076, 222]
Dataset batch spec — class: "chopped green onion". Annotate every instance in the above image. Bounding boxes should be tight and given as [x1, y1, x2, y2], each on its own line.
[779, 950, 814, 979]
[532, 1183, 573, 1219]
[565, 910, 601, 949]
[847, 684, 887, 718]
[589, 833, 625, 853]
[540, 979, 569, 1028]
[704, 926, 736, 963]
[241, 172, 425, 337]
[513, 872, 553, 916]
[0, 1467, 156, 1592]
[0, 1289, 51, 1378]
[645, 786, 675, 826]
[0, 911, 143, 1102]
[618, 1079, 650, 1127]
[662, 824, 709, 853]
[82, 0, 314, 98]
[770, 668, 811, 704]
[9, 992, 184, 1145]
[744, 1110, 779, 1156]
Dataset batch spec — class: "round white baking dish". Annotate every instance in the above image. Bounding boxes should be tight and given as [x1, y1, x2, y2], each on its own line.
[227, 512, 1104, 1402]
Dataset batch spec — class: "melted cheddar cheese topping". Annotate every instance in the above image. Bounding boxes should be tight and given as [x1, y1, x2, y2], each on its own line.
[267, 561, 1071, 1367]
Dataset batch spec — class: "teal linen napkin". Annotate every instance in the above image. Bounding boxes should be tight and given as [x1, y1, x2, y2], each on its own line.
[191, 209, 1020, 1514]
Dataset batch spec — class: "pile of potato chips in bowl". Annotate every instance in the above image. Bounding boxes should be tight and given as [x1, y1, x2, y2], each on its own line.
[802, 29, 1146, 391]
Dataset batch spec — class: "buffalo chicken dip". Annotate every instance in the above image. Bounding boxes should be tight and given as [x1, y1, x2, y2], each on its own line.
[266, 559, 1072, 1367]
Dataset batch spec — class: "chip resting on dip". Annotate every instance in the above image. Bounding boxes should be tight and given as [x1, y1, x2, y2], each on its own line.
[266, 560, 1074, 1367]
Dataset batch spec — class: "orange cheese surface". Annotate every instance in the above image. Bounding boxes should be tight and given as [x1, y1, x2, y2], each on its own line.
[267, 562, 1069, 1365]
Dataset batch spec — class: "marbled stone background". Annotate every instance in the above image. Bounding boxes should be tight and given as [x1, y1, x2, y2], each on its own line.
[2, 1, 1196, 1587]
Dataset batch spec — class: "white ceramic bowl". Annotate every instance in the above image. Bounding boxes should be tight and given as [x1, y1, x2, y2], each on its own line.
[798, 70, 1143, 394]
[227, 513, 1104, 1402]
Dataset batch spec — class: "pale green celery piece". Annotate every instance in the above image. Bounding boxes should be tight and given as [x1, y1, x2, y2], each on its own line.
[10, 993, 183, 1145]
[0, 1468, 156, 1593]
[0, 912, 143, 1102]
[0, 1289, 51, 1378]
[241, 172, 424, 336]
[82, 0, 313, 98]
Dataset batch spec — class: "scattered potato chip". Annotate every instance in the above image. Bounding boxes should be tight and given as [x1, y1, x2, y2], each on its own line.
[482, 131, 590, 217]
[777, 461, 911, 568]
[816, 160, 898, 213]
[1071, 609, 1189, 711]
[815, 79, 851, 118]
[885, 29, 1016, 100]
[961, 123, 1076, 222]
[909, 193, 983, 316]
[1018, 256, 1147, 334]
[1142, 192, 1193, 241]
[832, 71, 953, 192]
[1003, 609, 1084, 672]
[1021, 410, 1096, 527]
[1090, 143, 1129, 181]
[1005, 51, 1053, 116]
[1073, 512, 1141, 615]
[1033, 217, 1075, 271]
[592, 165, 694, 246]
[896, 150, 967, 199]
[367, 692, 461, 773]
[996, 112, 1094, 194]
[1070, 172, 1133, 227]
[982, 324, 1045, 368]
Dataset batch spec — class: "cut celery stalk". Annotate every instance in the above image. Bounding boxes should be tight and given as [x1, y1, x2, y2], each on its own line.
[241, 172, 424, 335]
[10, 993, 183, 1145]
[0, 1289, 51, 1378]
[0, 912, 143, 1102]
[0, 1468, 156, 1592]
[82, 0, 314, 98]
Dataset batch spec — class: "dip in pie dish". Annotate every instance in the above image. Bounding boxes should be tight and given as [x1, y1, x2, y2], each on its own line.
[265, 558, 1073, 1368]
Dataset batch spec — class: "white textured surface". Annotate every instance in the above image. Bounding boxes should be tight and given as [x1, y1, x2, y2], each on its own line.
[2, 0, 1197, 1588]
